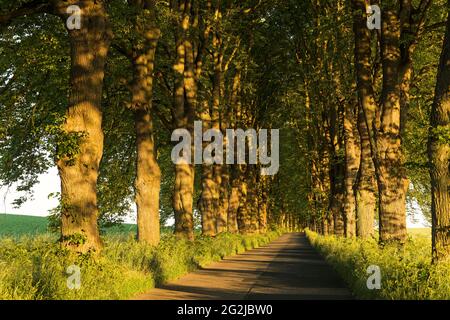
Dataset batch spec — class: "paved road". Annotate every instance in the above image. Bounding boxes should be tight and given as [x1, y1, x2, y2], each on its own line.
[134, 233, 353, 300]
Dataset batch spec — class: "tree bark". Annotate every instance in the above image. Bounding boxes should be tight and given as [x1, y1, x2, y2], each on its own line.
[198, 99, 216, 236]
[258, 175, 269, 234]
[343, 102, 361, 237]
[227, 165, 240, 233]
[215, 164, 229, 233]
[237, 165, 251, 234]
[428, 6, 450, 262]
[129, 1, 161, 246]
[352, 0, 377, 239]
[173, 163, 195, 240]
[377, 7, 408, 243]
[356, 105, 376, 238]
[171, 0, 197, 241]
[200, 163, 217, 236]
[199, 30, 223, 235]
[248, 166, 260, 233]
[56, 0, 111, 252]
[226, 72, 241, 233]
[352, 0, 408, 243]
[332, 193, 345, 236]
[327, 105, 345, 236]
[134, 108, 161, 245]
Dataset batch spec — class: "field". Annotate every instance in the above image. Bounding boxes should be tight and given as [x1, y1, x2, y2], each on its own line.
[0, 214, 49, 236]
[0, 214, 138, 237]
[407, 228, 431, 239]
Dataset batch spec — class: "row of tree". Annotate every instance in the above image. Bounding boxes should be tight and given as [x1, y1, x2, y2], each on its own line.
[0, 0, 296, 253]
[286, 0, 449, 262]
[0, 0, 449, 263]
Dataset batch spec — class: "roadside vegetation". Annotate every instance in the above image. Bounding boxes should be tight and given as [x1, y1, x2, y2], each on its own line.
[0, 230, 281, 299]
[307, 230, 450, 300]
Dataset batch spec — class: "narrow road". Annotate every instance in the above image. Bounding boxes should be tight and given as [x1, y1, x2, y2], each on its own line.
[135, 233, 353, 300]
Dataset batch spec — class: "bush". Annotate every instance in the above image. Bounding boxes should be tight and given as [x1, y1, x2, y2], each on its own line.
[0, 230, 281, 300]
[306, 230, 450, 299]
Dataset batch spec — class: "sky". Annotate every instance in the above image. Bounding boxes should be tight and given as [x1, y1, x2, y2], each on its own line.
[0, 168, 429, 228]
[0, 167, 140, 223]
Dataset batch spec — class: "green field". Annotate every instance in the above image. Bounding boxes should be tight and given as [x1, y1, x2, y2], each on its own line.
[407, 228, 431, 239]
[0, 214, 138, 237]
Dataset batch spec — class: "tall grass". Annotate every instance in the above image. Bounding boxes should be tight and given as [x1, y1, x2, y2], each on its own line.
[0, 231, 281, 300]
[306, 230, 450, 299]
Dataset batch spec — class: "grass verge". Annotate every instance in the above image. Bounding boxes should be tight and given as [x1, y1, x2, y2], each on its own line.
[306, 230, 450, 299]
[0, 230, 281, 300]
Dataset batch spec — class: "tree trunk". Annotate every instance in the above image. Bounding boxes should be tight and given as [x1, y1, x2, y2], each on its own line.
[172, 0, 197, 241]
[352, 0, 408, 243]
[327, 214, 334, 235]
[352, 0, 377, 239]
[247, 166, 260, 233]
[216, 164, 229, 233]
[227, 187, 240, 233]
[328, 108, 345, 237]
[130, 3, 161, 245]
[377, 7, 408, 243]
[356, 105, 376, 238]
[343, 103, 361, 237]
[173, 163, 195, 240]
[237, 166, 250, 234]
[134, 108, 161, 245]
[226, 72, 241, 233]
[332, 193, 345, 236]
[200, 163, 217, 236]
[57, 0, 111, 253]
[227, 166, 240, 233]
[321, 219, 328, 235]
[199, 32, 223, 235]
[198, 98, 216, 236]
[258, 175, 269, 234]
[428, 7, 450, 262]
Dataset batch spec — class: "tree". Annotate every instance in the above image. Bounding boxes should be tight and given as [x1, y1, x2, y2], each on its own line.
[352, 0, 432, 244]
[351, 0, 378, 239]
[55, 0, 112, 252]
[127, 0, 162, 246]
[1, 0, 112, 252]
[428, 1, 450, 262]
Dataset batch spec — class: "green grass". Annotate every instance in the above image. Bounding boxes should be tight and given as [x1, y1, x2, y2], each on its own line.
[0, 214, 50, 236]
[306, 229, 450, 300]
[0, 229, 282, 300]
[407, 227, 431, 239]
[0, 214, 139, 237]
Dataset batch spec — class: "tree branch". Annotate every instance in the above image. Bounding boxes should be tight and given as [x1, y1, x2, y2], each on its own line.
[0, 0, 52, 26]
[111, 41, 135, 63]
[152, 102, 173, 131]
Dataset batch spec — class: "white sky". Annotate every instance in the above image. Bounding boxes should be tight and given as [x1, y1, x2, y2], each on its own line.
[0, 168, 429, 228]
[0, 167, 137, 224]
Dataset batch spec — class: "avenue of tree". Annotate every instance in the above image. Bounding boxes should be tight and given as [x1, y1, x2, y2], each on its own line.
[0, 0, 449, 262]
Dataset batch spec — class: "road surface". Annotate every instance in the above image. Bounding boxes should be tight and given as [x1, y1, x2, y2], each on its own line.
[134, 233, 353, 300]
